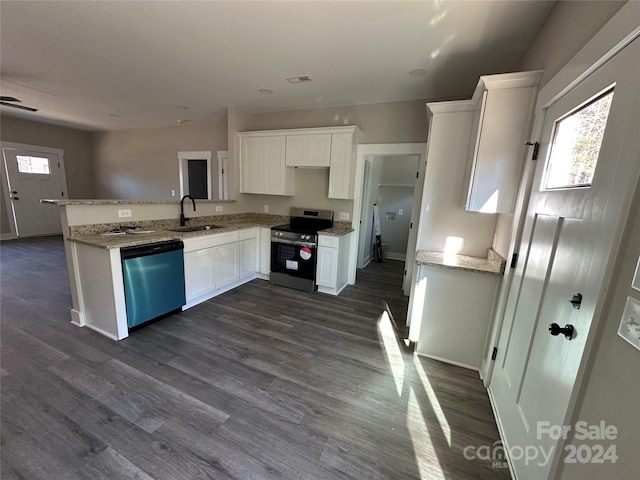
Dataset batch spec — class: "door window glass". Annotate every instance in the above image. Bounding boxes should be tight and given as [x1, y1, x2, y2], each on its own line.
[16, 155, 50, 174]
[543, 88, 614, 189]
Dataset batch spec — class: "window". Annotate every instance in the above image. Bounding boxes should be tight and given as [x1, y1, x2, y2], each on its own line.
[16, 155, 50, 174]
[544, 88, 614, 190]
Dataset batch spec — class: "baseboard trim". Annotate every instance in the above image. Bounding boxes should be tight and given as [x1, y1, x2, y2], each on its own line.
[386, 252, 406, 261]
[70, 309, 85, 326]
[84, 322, 124, 341]
[414, 351, 479, 371]
[183, 274, 257, 310]
[487, 386, 517, 480]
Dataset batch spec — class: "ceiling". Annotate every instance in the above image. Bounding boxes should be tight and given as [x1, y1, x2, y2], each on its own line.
[0, 1, 555, 132]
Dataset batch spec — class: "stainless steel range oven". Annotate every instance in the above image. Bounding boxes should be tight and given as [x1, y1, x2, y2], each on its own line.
[270, 208, 333, 292]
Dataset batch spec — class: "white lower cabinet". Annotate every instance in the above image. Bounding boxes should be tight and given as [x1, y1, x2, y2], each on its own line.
[212, 242, 239, 289]
[239, 237, 257, 280]
[316, 233, 351, 295]
[316, 246, 337, 288]
[408, 264, 500, 370]
[184, 248, 214, 302]
[183, 228, 258, 309]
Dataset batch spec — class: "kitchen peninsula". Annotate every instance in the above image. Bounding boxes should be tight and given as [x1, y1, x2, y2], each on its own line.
[407, 248, 506, 370]
[43, 199, 353, 341]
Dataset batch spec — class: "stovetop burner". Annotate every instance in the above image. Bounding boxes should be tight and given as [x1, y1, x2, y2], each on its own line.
[271, 208, 334, 243]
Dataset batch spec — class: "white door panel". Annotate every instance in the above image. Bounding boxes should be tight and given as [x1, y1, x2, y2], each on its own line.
[2, 146, 65, 237]
[490, 38, 640, 480]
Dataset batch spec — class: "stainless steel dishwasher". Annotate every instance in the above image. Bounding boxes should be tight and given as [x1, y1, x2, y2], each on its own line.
[121, 240, 186, 329]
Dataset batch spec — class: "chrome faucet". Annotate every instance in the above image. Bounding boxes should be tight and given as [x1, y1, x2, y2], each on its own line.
[180, 195, 196, 226]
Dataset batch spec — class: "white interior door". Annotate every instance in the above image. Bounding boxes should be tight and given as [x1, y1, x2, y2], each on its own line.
[356, 159, 372, 268]
[489, 38, 639, 480]
[2, 145, 66, 237]
[403, 156, 425, 295]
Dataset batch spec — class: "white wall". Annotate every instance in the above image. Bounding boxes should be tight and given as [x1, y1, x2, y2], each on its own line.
[417, 109, 497, 258]
[520, 0, 626, 88]
[93, 118, 227, 200]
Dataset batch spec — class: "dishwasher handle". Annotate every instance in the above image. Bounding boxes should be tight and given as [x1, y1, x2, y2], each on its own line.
[121, 240, 184, 260]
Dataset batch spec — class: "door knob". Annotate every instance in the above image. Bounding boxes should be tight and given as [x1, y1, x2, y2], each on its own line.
[549, 323, 574, 340]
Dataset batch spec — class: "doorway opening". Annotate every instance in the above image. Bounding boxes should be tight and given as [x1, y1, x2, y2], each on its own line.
[349, 143, 427, 298]
[178, 151, 212, 199]
[357, 155, 420, 266]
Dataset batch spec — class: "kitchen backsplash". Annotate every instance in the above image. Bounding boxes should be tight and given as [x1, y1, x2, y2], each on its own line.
[68, 213, 352, 236]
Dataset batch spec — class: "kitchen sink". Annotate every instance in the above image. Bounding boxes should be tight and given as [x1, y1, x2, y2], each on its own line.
[166, 225, 224, 232]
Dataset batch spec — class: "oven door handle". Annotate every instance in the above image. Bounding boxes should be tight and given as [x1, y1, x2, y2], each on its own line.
[271, 238, 316, 248]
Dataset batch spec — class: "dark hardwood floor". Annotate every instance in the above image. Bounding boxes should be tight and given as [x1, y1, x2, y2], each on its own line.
[1, 236, 510, 480]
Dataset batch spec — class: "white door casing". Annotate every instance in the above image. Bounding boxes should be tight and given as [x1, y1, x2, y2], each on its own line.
[489, 37, 640, 480]
[178, 150, 212, 199]
[350, 143, 427, 287]
[403, 155, 426, 295]
[1, 142, 66, 237]
[217, 150, 229, 200]
[356, 159, 372, 268]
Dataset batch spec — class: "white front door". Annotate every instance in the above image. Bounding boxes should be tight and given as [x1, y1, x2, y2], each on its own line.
[489, 38, 639, 480]
[2, 144, 66, 237]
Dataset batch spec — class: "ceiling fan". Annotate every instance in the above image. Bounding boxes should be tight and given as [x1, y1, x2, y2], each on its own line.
[0, 96, 38, 112]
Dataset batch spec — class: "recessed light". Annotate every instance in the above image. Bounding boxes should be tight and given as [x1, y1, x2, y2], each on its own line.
[177, 118, 189, 124]
[286, 75, 313, 84]
[107, 113, 120, 117]
[408, 68, 427, 77]
[259, 88, 274, 95]
[175, 105, 189, 110]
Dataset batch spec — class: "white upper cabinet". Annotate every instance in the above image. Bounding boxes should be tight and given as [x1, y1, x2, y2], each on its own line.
[285, 134, 332, 167]
[238, 126, 360, 199]
[328, 131, 359, 200]
[239, 134, 294, 196]
[463, 71, 542, 213]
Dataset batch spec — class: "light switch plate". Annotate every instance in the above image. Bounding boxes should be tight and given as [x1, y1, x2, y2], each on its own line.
[263, 205, 269, 213]
[618, 296, 640, 351]
[118, 209, 132, 218]
[338, 212, 349, 221]
[215, 205, 223, 212]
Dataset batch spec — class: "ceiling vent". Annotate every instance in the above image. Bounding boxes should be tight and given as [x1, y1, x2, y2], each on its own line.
[286, 75, 313, 84]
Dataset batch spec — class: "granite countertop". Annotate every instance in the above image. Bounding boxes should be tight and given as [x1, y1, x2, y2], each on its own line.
[42, 199, 236, 205]
[68, 220, 278, 249]
[416, 249, 506, 275]
[67, 215, 353, 249]
[319, 226, 354, 236]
